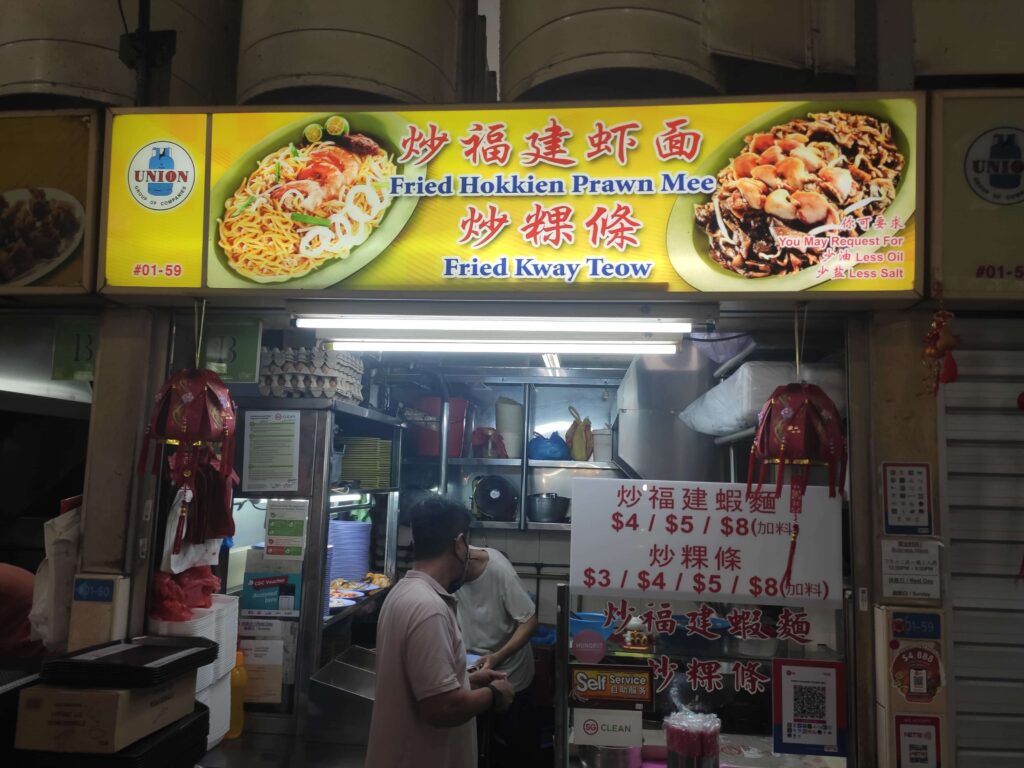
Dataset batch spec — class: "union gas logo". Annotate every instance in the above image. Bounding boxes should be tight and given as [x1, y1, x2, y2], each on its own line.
[127, 141, 196, 210]
[964, 127, 1024, 205]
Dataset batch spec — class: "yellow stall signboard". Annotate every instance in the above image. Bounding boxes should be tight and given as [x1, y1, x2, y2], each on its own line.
[1, 111, 98, 295]
[934, 91, 1024, 300]
[102, 97, 922, 297]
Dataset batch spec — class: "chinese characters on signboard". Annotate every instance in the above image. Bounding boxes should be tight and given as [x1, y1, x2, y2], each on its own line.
[569, 478, 842, 605]
[103, 98, 920, 296]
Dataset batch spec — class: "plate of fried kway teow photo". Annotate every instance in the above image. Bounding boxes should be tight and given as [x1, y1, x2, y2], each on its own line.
[668, 99, 916, 292]
[208, 111, 423, 289]
[0, 187, 84, 287]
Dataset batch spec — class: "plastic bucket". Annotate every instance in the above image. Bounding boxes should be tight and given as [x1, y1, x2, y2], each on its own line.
[495, 398, 524, 436]
[501, 431, 523, 458]
[414, 397, 469, 458]
[592, 429, 613, 461]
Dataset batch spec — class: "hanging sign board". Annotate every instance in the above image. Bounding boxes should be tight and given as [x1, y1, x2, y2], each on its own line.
[569, 478, 843, 605]
[51, 316, 99, 381]
[199, 318, 262, 383]
[933, 90, 1024, 299]
[101, 96, 922, 299]
[1, 110, 98, 296]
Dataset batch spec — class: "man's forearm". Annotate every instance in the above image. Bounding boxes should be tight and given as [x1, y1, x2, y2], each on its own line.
[493, 615, 538, 666]
[426, 686, 494, 727]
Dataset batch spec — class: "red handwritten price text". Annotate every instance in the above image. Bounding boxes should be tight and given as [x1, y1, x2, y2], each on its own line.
[581, 564, 829, 603]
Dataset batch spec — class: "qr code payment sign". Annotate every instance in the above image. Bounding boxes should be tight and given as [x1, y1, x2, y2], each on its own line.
[793, 683, 827, 721]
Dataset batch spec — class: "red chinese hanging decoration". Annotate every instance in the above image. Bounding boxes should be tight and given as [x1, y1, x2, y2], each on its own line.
[922, 286, 959, 394]
[747, 307, 847, 595]
[137, 301, 238, 553]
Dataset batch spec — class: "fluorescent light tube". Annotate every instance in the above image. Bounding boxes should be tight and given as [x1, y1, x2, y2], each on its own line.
[329, 340, 676, 354]
[298, 316, 691, 334]
[542, 353, 561, 368]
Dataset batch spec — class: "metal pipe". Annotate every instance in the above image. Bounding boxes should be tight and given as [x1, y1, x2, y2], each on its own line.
[135, 0, 151, 106]
[555, 583, 570, 768]
[409, 364, 450, 494]
[518, 384, 532, 530]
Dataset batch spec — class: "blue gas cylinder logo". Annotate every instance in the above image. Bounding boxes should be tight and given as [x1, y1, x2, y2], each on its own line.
[965, 127, 1024, 205]
[128, 140, 196, 210]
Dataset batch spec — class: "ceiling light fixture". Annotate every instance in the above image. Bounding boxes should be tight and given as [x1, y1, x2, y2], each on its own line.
[298, 315, 692, 335]
[329, 340, 677, 355]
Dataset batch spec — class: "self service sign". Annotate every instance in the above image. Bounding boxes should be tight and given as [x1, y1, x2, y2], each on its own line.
[100, 96, 921, 298]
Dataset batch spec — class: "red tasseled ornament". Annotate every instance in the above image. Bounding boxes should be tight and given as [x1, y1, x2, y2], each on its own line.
[938, 350, 958, 384]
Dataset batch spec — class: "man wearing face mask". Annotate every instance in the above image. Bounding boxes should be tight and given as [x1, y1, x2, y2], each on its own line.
[366, 497, 515, 768]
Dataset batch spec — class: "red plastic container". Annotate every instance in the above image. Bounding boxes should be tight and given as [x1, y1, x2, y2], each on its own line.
[414, 397, 468, 458]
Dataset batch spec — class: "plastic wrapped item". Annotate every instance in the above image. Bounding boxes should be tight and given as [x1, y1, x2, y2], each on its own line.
[527, 431, 571, 460]
[679, 362, 846, 437]
[174, 566, 221, 609]
[150, 572, 192, 622]
[30, 499, 82, 651]
[664, 710, 720, 768]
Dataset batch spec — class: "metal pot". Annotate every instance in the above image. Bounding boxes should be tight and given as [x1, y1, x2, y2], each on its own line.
[472, 475, 519, 521]
[578, 745, 642, 768]
[527, 493, 570, 522]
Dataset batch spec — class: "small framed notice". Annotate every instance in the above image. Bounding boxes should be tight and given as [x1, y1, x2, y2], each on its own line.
[883, 462, 933, 535]
[772, 659, 847, 757]
[895, 714, 941, 768]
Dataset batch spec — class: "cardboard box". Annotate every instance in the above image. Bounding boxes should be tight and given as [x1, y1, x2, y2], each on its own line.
[15, 671, 196, 754]
[67, 574, 130, 652]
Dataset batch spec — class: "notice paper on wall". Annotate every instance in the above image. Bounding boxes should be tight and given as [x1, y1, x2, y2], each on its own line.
[240, 638, 284, 704]
[265, 499, 308, 560]
[772, 659, 847, 757]
[895, 714, 941, 768]
[243, 410, 300, 493]
[239, 618, 299, 686]
[881, 538, 941, 602]
[569, 478, 842, 605]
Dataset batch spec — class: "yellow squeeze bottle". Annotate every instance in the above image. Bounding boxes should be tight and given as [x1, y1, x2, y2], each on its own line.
[225, 650, 247, 739]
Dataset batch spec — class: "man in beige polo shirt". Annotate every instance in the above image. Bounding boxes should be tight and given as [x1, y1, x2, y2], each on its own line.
[366, 497, 514, 768]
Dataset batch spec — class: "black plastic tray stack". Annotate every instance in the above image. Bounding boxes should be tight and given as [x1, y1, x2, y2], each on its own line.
[16, 703, 210, 768]
[40, 635, 218, 687]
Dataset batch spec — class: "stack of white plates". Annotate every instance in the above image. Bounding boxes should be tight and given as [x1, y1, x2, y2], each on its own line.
[148, 608, 217, 691]
[322, 543, 335, 617]
[338, 437, 392, 488]
[328, 520, 372, 581]
[198, 671, 232, 750]
[210, 594, 239, 679]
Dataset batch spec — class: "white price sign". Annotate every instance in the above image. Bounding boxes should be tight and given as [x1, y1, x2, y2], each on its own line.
[569, 478, 842, 605]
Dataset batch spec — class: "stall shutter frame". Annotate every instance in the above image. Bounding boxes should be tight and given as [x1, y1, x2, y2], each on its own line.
[940, 319, 1024, 766]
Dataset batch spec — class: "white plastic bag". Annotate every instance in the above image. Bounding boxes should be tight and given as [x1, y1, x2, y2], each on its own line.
[160, 488, 223, 574]
[29, 502, 82, 652]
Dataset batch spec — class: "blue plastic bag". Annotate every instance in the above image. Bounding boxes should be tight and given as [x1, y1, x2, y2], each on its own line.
[527, 431, 571, 460]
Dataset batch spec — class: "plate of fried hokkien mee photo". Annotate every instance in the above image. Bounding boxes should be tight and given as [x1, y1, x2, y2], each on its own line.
[208, 112, 422, 288]
[667, 99, 917, 292]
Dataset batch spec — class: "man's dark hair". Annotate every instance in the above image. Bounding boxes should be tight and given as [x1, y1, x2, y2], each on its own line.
[410, 496, 472, 560]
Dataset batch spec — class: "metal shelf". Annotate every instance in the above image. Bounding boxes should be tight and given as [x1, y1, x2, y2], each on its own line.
[322, 587, 390, 629]
[330, 485, 399, 495]
[526, 521, 572, 532]
[528, 459, 619, 470]
[403, 457, 522, 467]
[470, 519, 521, 530]
[331, 401, 406, 428]
[713, 426, 757, 446]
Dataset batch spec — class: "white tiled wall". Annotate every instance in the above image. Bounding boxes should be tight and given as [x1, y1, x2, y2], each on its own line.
[470, 529, 571, 625]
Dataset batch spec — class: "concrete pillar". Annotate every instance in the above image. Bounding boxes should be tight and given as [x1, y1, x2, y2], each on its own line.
[78, 307, 171, 634]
